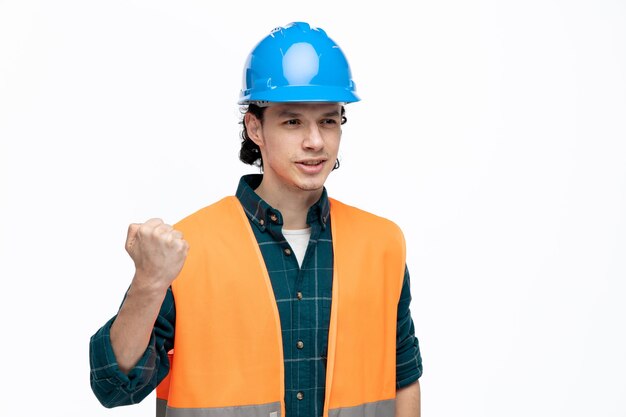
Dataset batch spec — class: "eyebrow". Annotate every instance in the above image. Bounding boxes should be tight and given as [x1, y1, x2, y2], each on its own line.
[277, 110, 341, 118]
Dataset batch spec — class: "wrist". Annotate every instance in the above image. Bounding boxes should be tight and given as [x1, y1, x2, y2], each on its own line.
[128, 271, 171, 299]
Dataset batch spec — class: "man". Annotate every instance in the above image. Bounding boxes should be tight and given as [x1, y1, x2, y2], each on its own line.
[90, 21, 422, 417]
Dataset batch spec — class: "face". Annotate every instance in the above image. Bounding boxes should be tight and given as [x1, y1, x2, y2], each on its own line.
[246, 102, 343, 197]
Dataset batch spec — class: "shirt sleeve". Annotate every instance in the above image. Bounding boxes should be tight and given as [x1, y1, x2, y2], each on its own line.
[89, 287, 176, 408]
[396, 265, 423, 389]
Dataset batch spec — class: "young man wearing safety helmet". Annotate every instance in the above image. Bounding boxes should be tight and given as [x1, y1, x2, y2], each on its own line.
[90, 22, 422, 417]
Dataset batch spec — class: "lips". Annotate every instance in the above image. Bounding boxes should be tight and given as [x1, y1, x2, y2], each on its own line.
[295, 159, 327, 174]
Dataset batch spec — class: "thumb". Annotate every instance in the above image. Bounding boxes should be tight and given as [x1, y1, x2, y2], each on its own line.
[125, 223, 141, 251]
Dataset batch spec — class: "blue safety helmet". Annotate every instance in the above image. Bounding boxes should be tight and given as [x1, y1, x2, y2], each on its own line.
[238, 22, 360, 105]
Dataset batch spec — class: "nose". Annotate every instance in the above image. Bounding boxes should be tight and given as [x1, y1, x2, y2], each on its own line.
[303, 124, 324, 150]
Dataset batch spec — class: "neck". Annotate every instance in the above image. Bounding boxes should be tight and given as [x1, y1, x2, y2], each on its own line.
[254, 181, 322, 230]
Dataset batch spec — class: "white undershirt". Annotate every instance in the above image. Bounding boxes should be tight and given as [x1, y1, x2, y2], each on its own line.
[282, 227, 312, 268]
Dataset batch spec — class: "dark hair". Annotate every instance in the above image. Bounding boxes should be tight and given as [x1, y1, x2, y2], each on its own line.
[239, 104, 266, 167]
[239, 104, 348, 169]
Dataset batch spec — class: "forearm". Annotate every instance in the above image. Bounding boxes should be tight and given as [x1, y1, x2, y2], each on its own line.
[396, 380, 420, 417]
[110, 274, 169, 374]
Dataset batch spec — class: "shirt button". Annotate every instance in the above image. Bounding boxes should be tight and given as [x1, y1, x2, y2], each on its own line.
[284, 248, 292, 256]
[322, 216, 327, 223]
[270, 213, 278, 222]
[296, 392, 304, 400]
[259, 219, 265, 226]
[296, 340, 304, 349]
[296, 292, 303, 300]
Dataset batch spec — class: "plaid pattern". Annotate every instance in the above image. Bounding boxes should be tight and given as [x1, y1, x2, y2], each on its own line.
[90, 174, 422, 416]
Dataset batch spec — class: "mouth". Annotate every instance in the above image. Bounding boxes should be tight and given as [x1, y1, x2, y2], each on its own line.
[296, 159, 326, 166]
[295, 159, 327, 174]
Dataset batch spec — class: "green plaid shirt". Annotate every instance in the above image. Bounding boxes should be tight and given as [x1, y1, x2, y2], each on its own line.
[90, 174, 422, 417]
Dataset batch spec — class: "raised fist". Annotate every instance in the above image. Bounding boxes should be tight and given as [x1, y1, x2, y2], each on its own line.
[125, 218, 189, 289]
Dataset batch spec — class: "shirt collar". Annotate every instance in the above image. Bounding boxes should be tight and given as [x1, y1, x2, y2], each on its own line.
[235, 174, 330, 232]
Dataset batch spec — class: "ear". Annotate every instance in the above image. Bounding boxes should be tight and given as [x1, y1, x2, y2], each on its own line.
[244, 112, 264, 147]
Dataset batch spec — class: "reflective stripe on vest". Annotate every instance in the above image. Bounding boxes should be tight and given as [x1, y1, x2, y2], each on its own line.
[156, 399, 395, 417]
[156, 196, 405, 417]
[157, 399, 283, 417]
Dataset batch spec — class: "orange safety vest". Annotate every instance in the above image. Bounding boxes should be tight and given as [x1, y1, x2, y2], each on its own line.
[156, 196, 406, 417]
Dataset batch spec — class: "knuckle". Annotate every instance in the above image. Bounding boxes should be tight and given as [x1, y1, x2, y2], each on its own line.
[152, 226, 168, 238]
[155, 224, 173, 235]
[138, 225, 151, 238]
[144, 218, 162, 228]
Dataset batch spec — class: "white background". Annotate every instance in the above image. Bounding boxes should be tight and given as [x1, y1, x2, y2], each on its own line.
[1, 1, 625, 416]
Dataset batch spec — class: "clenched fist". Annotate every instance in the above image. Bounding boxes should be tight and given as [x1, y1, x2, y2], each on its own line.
[125, 218, 189, 290]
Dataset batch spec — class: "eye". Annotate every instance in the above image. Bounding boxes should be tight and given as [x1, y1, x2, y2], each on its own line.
[321, 118, 339, 126]
[284, 119, 300, 126]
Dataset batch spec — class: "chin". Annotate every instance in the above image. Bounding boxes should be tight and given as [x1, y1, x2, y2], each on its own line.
[295, 178, 326, 192]
[297, 184, 324, 192]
